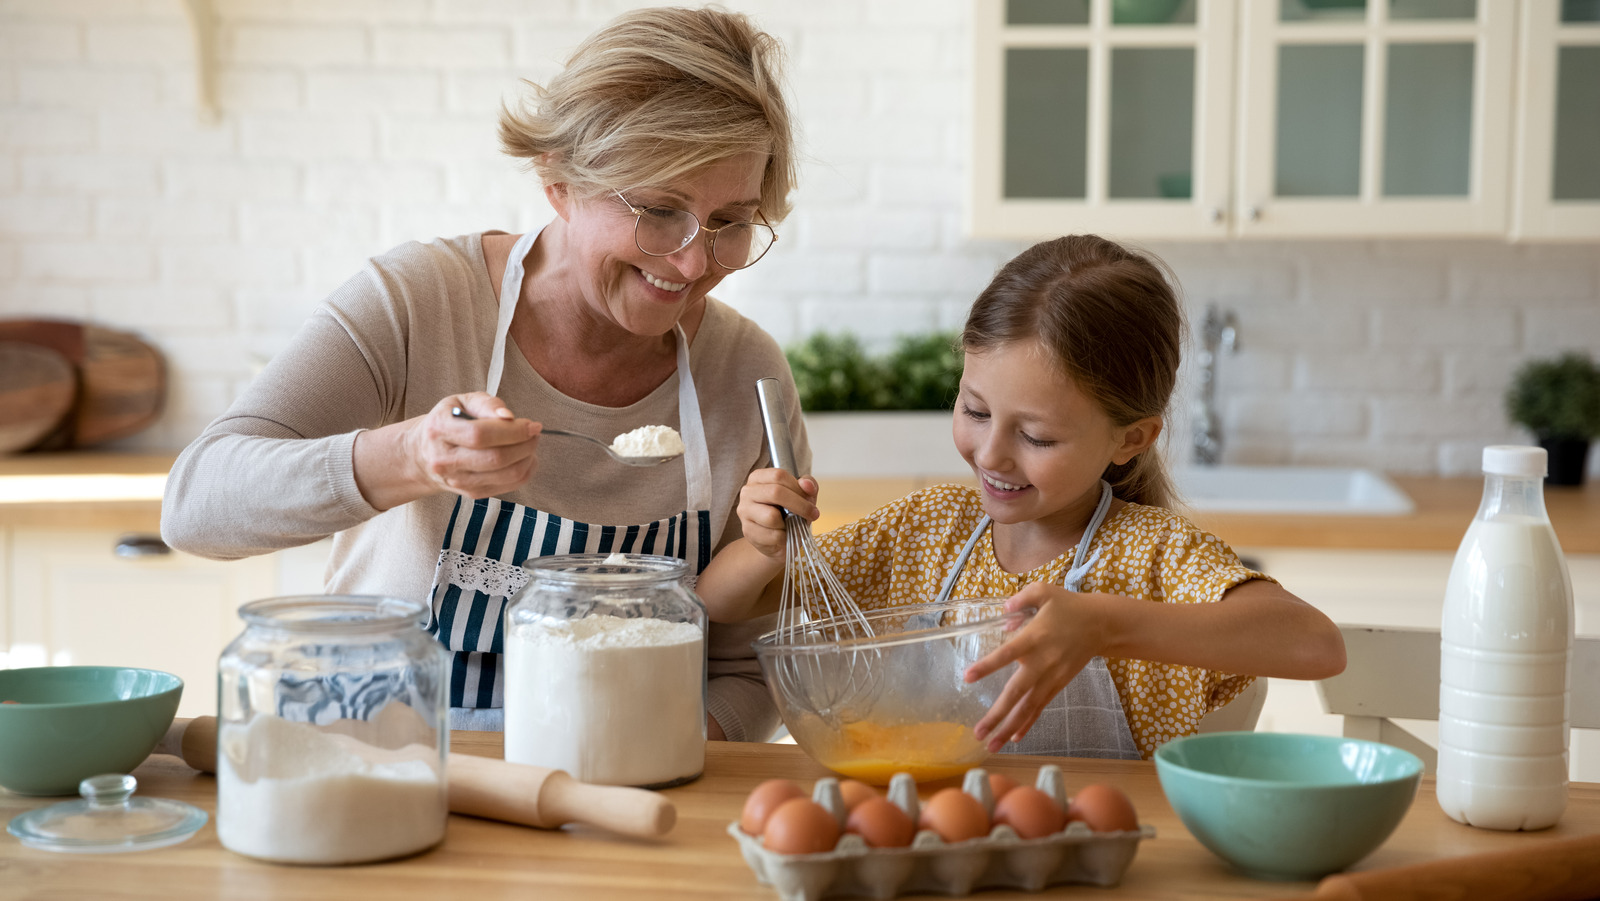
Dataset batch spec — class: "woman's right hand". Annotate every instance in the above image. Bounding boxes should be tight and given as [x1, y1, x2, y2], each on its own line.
[354, 393, 540, 511]
[735, 468, 819, 561]
[412, 393, 541, 500]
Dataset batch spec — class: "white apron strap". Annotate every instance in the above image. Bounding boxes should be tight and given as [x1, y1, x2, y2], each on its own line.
[673, 322, 713, 515]
[1061, 480, 1112, 592]
[933, 513, 991, 605]
[485, 228, 542, 397]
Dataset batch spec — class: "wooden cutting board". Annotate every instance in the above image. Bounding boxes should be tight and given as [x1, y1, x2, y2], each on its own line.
[0, 319, 166, 449]
[0, 341, 78, 454]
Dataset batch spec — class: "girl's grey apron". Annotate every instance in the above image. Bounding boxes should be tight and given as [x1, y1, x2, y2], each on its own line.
[932, 479, 1141, 759]
[426, 227, 716, 731]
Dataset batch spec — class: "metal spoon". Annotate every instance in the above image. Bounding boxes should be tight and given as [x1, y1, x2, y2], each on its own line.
[450, 406, 682, 467]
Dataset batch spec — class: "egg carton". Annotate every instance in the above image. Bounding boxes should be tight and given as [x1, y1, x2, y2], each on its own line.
[728, 766, 1155, 901]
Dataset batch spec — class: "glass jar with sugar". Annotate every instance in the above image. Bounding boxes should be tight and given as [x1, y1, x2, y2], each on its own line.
[216, 595, 449, 865]
[504, 553, 707, 788]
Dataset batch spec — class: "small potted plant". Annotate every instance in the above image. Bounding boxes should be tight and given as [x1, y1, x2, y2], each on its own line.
[785, 331, 966, 478]
[1505, 352, 1600, 486]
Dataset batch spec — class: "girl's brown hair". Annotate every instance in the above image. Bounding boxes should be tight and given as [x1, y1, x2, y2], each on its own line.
[961, 235, 1184, 508]
[498, 6, 796, 221]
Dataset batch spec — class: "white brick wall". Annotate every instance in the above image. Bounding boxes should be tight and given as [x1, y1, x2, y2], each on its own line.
[1, 0, 1597, 475]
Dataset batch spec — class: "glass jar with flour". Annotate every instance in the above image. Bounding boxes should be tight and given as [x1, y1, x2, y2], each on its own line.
[504, 553, 707, 788]
[216, 595, 449, 865]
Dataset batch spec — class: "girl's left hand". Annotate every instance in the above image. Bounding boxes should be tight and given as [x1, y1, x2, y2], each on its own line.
[963, 582, 1104, 752]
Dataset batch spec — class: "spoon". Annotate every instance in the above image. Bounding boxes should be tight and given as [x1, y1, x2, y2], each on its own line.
[450, 406, 682, 467]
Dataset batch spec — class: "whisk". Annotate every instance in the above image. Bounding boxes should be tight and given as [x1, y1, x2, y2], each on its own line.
[755, 378, 880, 717]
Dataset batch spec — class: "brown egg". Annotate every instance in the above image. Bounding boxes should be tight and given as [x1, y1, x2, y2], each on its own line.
[761, 798, 842, 854]
[740, 779, 806, 835]
[1068, 783, 1139, 833]
[992, 786, 1068, 839]
[838, 779, 880, 810]
[987, 772, 1019, 802]
[918, 787, 990, 843]
[844, 796, 915, 848]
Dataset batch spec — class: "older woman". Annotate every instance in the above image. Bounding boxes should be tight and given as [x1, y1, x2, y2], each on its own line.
[161, 7, 808, 740]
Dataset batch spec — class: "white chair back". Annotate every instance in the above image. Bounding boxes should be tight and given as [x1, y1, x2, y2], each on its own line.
[1316, 624, 1600, 773]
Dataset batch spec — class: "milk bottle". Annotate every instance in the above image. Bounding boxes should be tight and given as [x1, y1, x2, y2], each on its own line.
[1436, 445, 1574, 830]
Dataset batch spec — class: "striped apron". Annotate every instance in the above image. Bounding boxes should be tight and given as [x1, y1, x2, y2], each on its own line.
[933, 479, 1141, 760]
[426, 227, 716, 729]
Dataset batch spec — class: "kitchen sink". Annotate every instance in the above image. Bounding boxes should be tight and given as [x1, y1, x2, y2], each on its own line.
[1171, 465, 1414, 516]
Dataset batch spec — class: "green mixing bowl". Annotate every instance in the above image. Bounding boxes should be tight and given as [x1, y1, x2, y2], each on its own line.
[1154, 732, 1422, 881]
[0, 666, 183, 796]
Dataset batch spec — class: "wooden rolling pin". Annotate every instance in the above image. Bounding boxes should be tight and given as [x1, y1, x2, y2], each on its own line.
[1272, 832, 1600, 901]
[153, 716, 676, 839]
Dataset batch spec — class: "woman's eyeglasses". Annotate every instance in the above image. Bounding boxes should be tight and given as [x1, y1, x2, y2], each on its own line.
[613, 190, 777, 270]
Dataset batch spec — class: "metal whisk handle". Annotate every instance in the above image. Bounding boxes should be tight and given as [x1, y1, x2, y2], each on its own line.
[756, 377, 799, 477]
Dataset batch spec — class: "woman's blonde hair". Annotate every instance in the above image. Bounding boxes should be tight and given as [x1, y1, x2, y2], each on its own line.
[499, 6, 796, 221]
[961, 235, 1186, 509]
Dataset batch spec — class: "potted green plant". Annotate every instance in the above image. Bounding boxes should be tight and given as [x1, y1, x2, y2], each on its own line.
[1505, 352, 1600, 486]
[786, 331, 962, 413]
[785, 331, 966, 477]
[784, 332, 888, 412]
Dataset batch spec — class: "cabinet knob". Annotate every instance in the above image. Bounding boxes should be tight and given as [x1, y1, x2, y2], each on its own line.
[1246, 205, 1262, 222]
[115, 534, 171, 558]
[1208, 207, 1225, 224]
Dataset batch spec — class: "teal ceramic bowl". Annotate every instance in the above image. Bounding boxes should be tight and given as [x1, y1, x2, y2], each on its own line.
[1154, 732, 1423, 881]
[0, 666, 183, 796]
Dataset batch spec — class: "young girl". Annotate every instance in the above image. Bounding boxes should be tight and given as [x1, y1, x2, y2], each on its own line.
[696, 235, 1346, 760]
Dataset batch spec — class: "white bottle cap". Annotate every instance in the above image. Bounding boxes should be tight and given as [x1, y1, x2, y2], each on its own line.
[1482, 445, 1547, 478]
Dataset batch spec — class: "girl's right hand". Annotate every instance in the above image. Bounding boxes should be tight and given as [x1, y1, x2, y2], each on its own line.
[735, 468, 819, 561]
[408, 393, 540, 500]
[964, 583, 1104, 751]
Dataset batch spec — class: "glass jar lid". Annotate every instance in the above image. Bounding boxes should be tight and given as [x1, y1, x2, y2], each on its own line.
[524, 553, 690, 586]
[6, 773, 208, 853]
[237, 594, 428, 635]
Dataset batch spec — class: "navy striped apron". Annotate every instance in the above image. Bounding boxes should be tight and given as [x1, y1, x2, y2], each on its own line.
[425, 227, 716, 721]
[933, 479, 1141, 760]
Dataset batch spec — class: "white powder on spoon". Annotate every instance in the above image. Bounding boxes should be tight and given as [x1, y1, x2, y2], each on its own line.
[217, 715, 446, 865]
[610, 425, 685, 458]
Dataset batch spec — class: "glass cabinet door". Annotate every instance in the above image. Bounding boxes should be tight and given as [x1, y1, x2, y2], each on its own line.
[1235, 0, 1515, 236]
[971, 0, 1236, 240]
[1513, 0, 1600, 240]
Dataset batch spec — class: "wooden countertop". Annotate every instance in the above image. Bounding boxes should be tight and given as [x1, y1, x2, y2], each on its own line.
[3, 735, 1598, 900]
[3, 453, 1597, 554]
[1196, 475, 1600, 554]
[0, 452, 172, 531]
[809, 474, 1600, 555]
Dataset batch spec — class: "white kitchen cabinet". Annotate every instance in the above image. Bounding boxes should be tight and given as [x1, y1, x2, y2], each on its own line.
[974, 0, 1528, 240]
[972, 0, 1238, 239]
[4, 528, 277, 719]
[1512, 1, 1600, 240]
[1234, 0, 1515, 237]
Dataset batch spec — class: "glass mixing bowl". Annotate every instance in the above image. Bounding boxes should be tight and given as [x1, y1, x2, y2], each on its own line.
[754, 599, 1030, 785]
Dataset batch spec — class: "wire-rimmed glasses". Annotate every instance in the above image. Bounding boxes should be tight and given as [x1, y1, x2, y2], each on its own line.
[613, 190, 777, 270]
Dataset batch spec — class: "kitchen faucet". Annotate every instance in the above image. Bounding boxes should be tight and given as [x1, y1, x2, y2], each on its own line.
[1192, 304, 1238, 466]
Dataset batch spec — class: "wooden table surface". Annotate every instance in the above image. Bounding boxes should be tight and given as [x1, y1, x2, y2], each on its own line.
[4, 734, 1598, 900]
